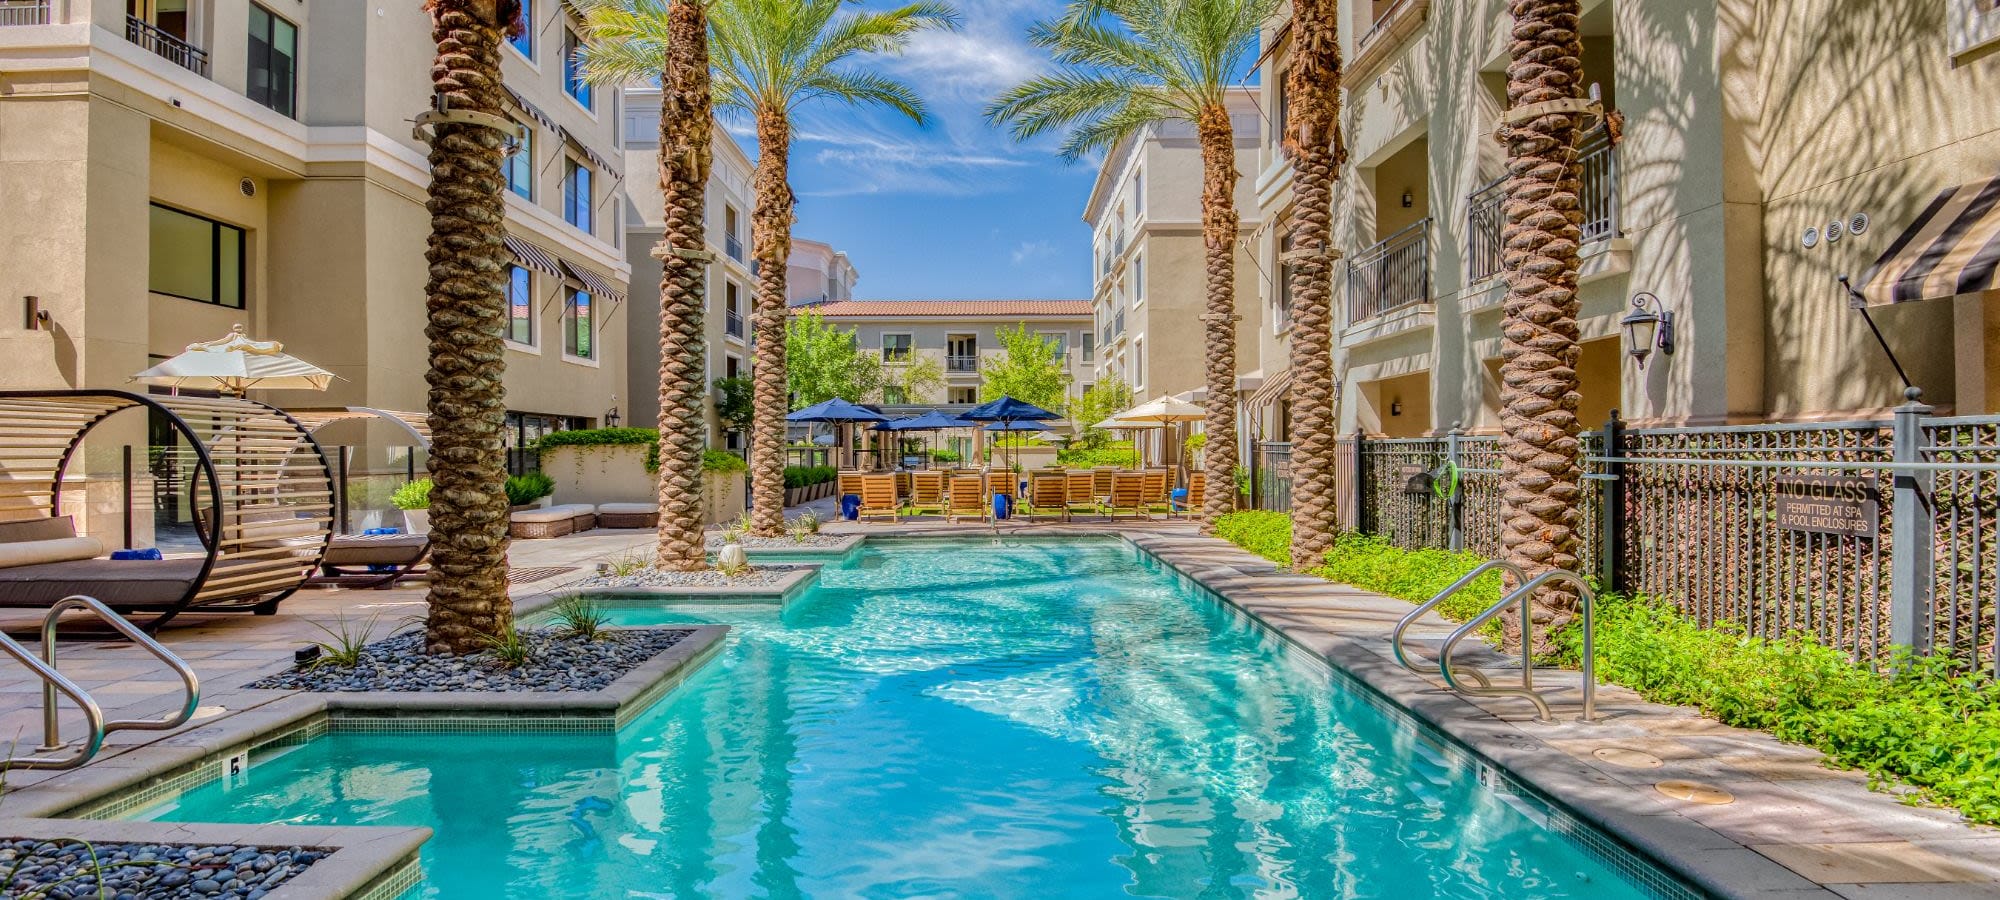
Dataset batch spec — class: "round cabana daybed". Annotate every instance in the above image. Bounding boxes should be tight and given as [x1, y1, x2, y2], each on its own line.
[0, 390, 334, 630]
[286, 406, 435, 588]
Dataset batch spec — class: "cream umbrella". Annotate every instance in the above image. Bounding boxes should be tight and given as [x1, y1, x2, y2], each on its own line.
[132, 324, 337, 395]
[1104, 396, 1206, 479]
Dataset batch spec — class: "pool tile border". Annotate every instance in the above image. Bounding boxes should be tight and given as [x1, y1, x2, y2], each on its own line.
[0, 816, 430, 900]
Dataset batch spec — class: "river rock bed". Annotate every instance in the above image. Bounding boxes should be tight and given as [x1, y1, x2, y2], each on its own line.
[704, 533, 852, 549]
[248, 628, 690, 693]
[582, 565, 805, 591]
[0, 840, 322, 899]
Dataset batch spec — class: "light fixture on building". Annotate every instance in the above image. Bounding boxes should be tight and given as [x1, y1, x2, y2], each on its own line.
[1390, 399, 1403, 417]
[1401, 189, 1415, 209]
[604, 395, 621, 428]
[1621, 292, 1676, 370]
[23, 296, 48, 332]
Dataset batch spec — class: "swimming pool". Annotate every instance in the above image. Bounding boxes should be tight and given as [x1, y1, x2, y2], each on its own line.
[142, 538, 1679, 898]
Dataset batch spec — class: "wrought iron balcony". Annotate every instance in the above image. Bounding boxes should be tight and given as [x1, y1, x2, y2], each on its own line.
[947, 354, 978, 373]
[725, 233, 744, 263]
[0, 1, 51, 26]
[126, 16, 209, 76]
[725, 308, 743, 338]
[1465, 124, 1621, 284]
[1347, 218, 1431, 323]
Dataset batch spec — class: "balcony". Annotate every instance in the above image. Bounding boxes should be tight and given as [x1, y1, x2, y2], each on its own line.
[1346, 218, 1431, 323]
[0, 1, 50, 26]
[947, 354, 978, 373]
[725, 233, 744, 263]
[127, 16, 209, 76]
[1465, 126, 1621, 284]
[725, 308, 743, 338]
[1114, 308, 1126, 337]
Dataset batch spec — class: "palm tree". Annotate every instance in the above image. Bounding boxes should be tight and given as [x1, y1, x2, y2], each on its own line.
[989, 0, 1276, 534]
[1281, 0, 1344, 571]
[420, 0, 523, 654]
[710, 0, 958, 536]
[577, 0, 717, 572]
[1496, 0, 1587, 651]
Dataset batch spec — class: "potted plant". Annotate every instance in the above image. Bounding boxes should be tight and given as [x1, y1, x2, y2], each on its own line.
[393, 478, 433, 534]
[505, 471, 556, 511]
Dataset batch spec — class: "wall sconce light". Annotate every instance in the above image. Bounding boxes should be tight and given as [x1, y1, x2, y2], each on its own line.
[603, 395, 621, 428]
[1390, 398, 1404, 417]
[1621, 292, 1676, 370]
[24, 296, 48, 331]
[1400, 189, 1415, 209]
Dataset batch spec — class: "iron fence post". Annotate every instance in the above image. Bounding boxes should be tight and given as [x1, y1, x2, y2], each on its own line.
[1446, 422, 1464, 551]
[1889, 389, 1935, 656]
[1598, 410, 1623, 590]
[1352, 429, 1368, 533]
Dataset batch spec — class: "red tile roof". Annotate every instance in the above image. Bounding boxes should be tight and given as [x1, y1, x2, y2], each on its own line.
[801, 299, 1093, 319]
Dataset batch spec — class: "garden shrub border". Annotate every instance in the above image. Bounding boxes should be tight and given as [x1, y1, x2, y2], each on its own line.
[1212, 511, 2000, 826]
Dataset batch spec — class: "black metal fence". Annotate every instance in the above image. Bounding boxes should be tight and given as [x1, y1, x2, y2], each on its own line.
[1255, 407, 2000, 676]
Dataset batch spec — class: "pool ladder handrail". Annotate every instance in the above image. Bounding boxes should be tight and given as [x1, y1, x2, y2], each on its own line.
[1435, 570, 1597, 723]
[0, 595, 202, 770]
[1390, 559, 1529, 690]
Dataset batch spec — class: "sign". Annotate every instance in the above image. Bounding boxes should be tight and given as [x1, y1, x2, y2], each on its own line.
[1774, 475, 1880, 538]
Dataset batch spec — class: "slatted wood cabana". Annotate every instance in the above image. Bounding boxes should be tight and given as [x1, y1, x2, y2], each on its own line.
[0, 390, 334, 629]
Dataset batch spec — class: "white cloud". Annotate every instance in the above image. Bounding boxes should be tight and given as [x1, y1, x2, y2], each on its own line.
[1010, 239, 1057, 265]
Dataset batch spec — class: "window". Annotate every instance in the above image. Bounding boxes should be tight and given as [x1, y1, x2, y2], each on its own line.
[724, 354, 740, 379]
[505, 120, 534, 199]
[562, 27, 592, 108]
[882, 333, 912, 363]
[882, 386, 907, 405]
[725, 281, 743, 338]
[509, 0, 535, 57]
[1080, 331, 1095, 362]
[723, 206, 743, 261]
[565, 288, 593, 358]
[246, 4, 297, 118]
[1273, 66, 1289, 144]
[1133, 338, 1145, 387]
[1133, 169, 1144, 216]
[1133, 255, 1144, 304]
[148, 204, 244, 308]
[1042, 332, 1067, 358]
[949, 387, 977, 404]
[1277, 225, 1296, 330]
[505, 265, 534, 345]
[564, 158, 592, 233]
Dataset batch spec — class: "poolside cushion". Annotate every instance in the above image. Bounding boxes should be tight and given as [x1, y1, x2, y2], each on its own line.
[0, 556, 203, 609]
[597, 503, 659, 515]
[323, 533, 430, 567]
[0, 516, 78, 543]
[0, 536, 105, 569]
[510, 507, 576, 524]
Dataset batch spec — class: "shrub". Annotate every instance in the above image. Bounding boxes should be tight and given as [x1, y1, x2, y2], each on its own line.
[504, 471, 556, 507]
[702, 450, 748, 474]
[549, 594, 612, 642]
[535, 427, 663, 472]
[1213, 511, 1292, 566]
[1314, 532, 1500, 622]
[391, 479, 432, 511]
[930, 449, 961, 463]
[1057, 446, 1137, 469]
[783, 466, 836, 489]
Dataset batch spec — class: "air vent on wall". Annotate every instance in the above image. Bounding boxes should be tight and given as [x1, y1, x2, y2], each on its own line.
[1850, 212, 1869, 236]
[1802, 226, 1820, 249]
[240, 178, 256, 197]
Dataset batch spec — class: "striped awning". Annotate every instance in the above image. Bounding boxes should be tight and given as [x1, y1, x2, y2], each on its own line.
[504, 233, 564, 278]
[1246, 367, 1293, 413]
[1853, 174, 2000, 307]
[561, 260, 627, 304]
[564, 131, 618, 176]
[501, 85, 559, 135]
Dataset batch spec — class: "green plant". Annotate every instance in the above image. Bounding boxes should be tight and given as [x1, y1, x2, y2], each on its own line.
[783, 465, 837, 489]
[930, 448, 961, 463]
[715, 554, 752, 577]
[787, 510, 822, 542]
[391, 479, 433, 511]
[977, 323, 1072, 410]
[1056, 444, 1138, 469]
[604, 549, 654, 577]
[504, 471, 556, 507]
[535, 427, 666, 472]
[721, 512, 750, 544]
[1213, 511, 1293, 566]
[786, 309, 884, 408]
[304, 616, 380, 669]
[549, 594, 613, 642]
[702, 449, 748, 474]
[1185, 432, 1207, 454]
[481, 626, 534, 669]
[1068, 376, 1133, 449]
[712, 376, 755, 432]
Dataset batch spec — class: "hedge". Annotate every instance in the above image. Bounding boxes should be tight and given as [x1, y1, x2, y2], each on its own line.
[784, 466, 836, 489]
[534, 428, 745, 476]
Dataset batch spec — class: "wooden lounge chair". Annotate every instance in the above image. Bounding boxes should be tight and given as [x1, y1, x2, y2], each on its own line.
[945, 474, 988, 523]
[1021, 474, 1069, 522]
[837, 471, 865, 500]
[1171, 473, 1206, 518]
[1065, 472, 1103, 519]
[1141, 469, 1170, 515]
[907, 471, 946, 516]
[1105, 472, 1149, 519]
[858, 474, 901, 523]
[1091, 468, 1116, 501]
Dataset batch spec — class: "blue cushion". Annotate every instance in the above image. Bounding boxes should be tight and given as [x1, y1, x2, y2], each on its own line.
[110, 548, 165, 561]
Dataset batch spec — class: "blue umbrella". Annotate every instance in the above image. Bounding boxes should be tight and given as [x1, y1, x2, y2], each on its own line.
[880, 410, 976, 431]
[961, 397, 1059, 424]
[787, 398, 889, 423]
[983, 421, 1048, 432]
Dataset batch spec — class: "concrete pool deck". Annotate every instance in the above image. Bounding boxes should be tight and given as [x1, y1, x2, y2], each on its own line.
[0, 510, 1994, 898]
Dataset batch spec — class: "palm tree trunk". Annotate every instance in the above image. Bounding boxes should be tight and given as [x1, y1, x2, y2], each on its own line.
[652, 0, 713, 571]
[1498, 0, 1586, 652]
[748, 109, 795, 537]
[1284, 0, 1346, 572]
[421, 0, 515, 654]
[1195, 104, 1241, 533]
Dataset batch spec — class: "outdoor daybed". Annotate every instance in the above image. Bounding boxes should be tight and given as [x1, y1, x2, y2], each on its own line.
[596, 503, 659, 529]
[309, 532, 432, 589]
[509, 504, 598, 539]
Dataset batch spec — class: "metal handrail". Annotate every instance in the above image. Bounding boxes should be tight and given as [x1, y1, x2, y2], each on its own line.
[9, 595, 202, 769]
[1437, 570, 1596, 723]
[1390, 559, 1525, 688]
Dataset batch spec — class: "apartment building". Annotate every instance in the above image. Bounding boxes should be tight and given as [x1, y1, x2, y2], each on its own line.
[806, 299, 1095, 409]
[1243, 0, 2000, 440]
[788, 238, 859, 306]
[0, 0, 632, 454]
[1084, 90, 1264, 405]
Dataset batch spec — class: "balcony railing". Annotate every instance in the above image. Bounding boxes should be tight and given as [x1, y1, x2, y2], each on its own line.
[725, 233, 744, 262]
[725, 308, 743, 338]
[1114, 308, 1126, 337]
[126, 16, 209, 76]
[0, 1, 51, 26]
[1465, 124, 1621, 284]
[1347, 218, 1431, 323]
[947, 354, 978, 373]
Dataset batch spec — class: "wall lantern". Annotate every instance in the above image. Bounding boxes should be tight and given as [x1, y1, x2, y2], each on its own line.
[1390, 398, 1404, 417]
[1621, 292, 1676, 370]
[1400, 189, 1415, 209]
[604, 395, 621, 428]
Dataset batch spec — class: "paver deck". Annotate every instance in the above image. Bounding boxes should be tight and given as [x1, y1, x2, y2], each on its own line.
[0, 506, 1993, 899]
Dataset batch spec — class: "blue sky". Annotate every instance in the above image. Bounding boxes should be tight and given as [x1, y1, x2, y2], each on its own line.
[734, 0, 1099, 301]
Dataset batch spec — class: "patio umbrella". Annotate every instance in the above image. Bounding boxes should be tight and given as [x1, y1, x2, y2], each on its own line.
[877, 410, 976, 465]
[131, 324, 337, 395]
[787, 398, 889, 468]
[961, 397, 1061, 470]
[1104, 396, 1204, 477]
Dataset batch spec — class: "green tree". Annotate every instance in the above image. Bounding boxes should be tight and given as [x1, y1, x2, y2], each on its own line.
[880, 354, 944, 405]
[989, 0, 1276, 532]
[979, 323, 1071, 411]
[785, 310, 882, 408]
[709, 0, 958, 535]
[1068, 375, 1133, 449]
[712, 375, 753, 432]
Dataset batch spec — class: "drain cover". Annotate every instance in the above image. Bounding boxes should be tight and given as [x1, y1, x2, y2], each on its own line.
[1655, 780, 1734, 805]
[1592, 747, 1664, 769]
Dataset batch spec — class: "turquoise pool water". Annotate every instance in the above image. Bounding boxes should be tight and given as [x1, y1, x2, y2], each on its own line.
[146, 538, 1667, 898]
